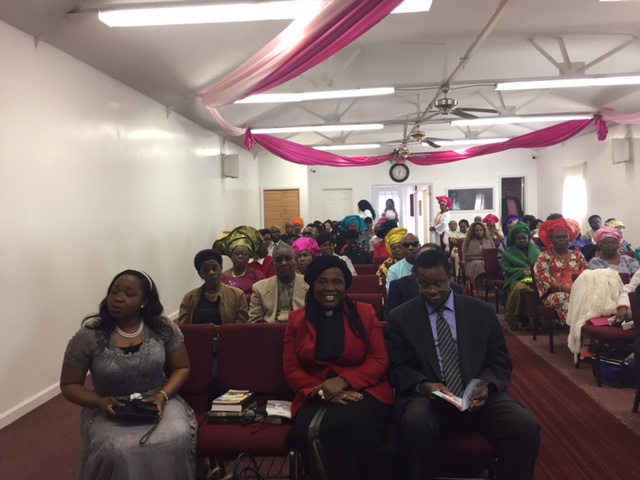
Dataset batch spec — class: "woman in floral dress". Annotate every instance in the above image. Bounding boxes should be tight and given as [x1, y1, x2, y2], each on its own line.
[533, 218, 588, 323]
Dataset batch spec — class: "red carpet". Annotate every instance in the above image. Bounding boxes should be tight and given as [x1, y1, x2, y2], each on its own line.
[505, 328, 640, 480]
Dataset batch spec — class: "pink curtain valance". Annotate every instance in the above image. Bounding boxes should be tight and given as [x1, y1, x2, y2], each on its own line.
[201, 0, 404, 136]
[245, 116, 599, 167]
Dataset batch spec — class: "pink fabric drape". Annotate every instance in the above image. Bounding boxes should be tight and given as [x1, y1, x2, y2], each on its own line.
[202, 0, 403, 136]
[599, 107, 640, 125]
[245, 117, 598, 167]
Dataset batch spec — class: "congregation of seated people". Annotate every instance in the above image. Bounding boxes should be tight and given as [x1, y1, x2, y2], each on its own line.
[62, 198, 640, 480]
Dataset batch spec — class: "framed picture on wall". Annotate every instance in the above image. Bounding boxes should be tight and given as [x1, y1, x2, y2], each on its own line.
[446, 187, 494, 211]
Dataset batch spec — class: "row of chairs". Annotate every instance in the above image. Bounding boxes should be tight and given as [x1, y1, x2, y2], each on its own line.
[178, 322, 498, 480]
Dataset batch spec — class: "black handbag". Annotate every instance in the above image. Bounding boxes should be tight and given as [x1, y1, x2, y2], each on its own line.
[113, 398, 160, 422]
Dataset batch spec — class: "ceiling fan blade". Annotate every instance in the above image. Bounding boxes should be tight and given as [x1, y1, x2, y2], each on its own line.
[424, 139, 441, 149]
[451, 109, 478, 119]
[427, 137, 452, 142]
[459, 107, 498, 114]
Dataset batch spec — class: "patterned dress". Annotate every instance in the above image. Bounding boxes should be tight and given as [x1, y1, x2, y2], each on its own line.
[64, 319, 197, 480]
[376, 257, 397, 290]
[533, 250, 588, 323]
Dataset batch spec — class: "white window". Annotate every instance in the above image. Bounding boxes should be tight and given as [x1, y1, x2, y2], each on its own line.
[562, 162, 587, 226]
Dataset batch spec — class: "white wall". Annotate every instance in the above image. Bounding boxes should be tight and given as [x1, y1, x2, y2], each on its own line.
[305, 149, 538, 242]
[0, 21, 259, 427]
[536, 130, 640, 246]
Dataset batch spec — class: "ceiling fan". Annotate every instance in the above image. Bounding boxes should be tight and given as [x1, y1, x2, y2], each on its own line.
[386, 123, 451, 149]
[427, 83, 498, 120]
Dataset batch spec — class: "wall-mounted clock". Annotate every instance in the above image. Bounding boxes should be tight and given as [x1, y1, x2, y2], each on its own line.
[389, 162, 410, 183]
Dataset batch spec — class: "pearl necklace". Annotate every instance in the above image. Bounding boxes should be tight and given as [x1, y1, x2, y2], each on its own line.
[115, 321, 144, 339]
[231, 268, 248, 278]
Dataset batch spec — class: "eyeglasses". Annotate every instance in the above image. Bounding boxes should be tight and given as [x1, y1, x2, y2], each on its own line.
[232, 251, 251, 257]
[402, 241, 420, 248]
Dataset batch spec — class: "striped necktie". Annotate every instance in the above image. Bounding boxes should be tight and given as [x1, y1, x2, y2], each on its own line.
[436, 306, 464, 397]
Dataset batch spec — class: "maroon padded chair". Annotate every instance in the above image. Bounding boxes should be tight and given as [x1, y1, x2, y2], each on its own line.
[373, 255, 387, 270]
[349, 274, 381, 294]
[178, 324, 216, 425]
[530, 272, 563, 353]
[630, 291, 640, 413]
[481, 248, 505, 312]
[349, 293, 384, 321]
[354, 263, 376, 275]
[196, 323, 297, 479]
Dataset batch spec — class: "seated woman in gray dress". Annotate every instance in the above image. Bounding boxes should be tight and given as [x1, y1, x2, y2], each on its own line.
[60, 269, 196, 480]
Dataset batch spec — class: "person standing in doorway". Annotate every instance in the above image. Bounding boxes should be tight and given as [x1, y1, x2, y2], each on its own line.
[501, 189, 524, 230]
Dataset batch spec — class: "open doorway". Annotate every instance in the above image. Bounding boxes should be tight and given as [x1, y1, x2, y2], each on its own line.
[500, 176, 525, 220]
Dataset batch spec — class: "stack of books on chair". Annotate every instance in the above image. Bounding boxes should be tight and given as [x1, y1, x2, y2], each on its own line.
[206, 389, 255, 423]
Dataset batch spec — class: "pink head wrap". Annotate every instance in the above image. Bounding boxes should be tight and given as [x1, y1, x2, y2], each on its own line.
[436, 195, 453, 210]
[292, 237, 321, 258]
[593, 227, 623, 247]
[565, 219, 581, 240]
[483, 214, 499, 225]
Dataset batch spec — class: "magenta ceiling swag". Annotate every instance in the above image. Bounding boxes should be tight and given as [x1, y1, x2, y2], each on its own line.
[201, 0, 404, 136]
[245, 116, 604, 167]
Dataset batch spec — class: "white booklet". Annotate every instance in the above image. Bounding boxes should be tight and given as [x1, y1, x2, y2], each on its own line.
[432, 378, 490, 411]
[266, 400, 292, 419]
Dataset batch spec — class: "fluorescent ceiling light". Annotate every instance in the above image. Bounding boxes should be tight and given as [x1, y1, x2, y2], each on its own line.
[496, 75, 640, 91]
[313, 144, 381, 151]
[99, 0, 431, 27]
[236, 87, 394, 104]
[423, 138, 511, 147]
[450, 114, 592, 126]
[252, 124, 384, 134]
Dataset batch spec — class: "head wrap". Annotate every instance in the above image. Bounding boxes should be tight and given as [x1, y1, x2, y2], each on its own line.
[605, 219, 625, 230]
[292, 217, 304, 227]
[375, 218, 398, 239]
[436, 195, 453, 210]
[385, 227, 408, 255]
[292, 237, 322, 258]
[506, 222, 531, 248]
[593, 227, 623, 247]
[212, 226, 267, 258]
[304, 255, 352, 290]
[483, 214, 499, 225]
[339, 215, 368, 232]
[565, 219, 581, 240]
[538, 218, 574, 248]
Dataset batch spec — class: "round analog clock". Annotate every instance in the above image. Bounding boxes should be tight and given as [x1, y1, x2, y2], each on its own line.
[389, 163, 410, 183]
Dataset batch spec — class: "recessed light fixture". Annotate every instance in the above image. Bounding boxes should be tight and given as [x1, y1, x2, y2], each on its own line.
[450, 114, 592, 126]
[313, 144, 381, 151]
[423, 138, 511, 147]
[496, 75, 640, 91]
[99, 0, 432, 27]
[236, 87, 394, 104]
[252, 124, 384, 134]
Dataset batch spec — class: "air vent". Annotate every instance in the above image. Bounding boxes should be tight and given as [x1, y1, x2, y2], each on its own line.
[222, 154, 240, 178]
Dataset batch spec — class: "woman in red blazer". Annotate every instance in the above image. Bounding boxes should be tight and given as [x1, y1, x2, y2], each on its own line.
[283, 255, 393, 480]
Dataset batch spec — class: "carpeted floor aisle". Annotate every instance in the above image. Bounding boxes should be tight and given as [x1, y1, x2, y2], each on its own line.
[505, 327, 640, 480]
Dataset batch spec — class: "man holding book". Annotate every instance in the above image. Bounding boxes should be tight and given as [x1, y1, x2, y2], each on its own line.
[249, 243, 308, 323]
[386, 250, 539, 480]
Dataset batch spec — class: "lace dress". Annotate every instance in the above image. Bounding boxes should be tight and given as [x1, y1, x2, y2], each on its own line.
[64, 319, 197, 480]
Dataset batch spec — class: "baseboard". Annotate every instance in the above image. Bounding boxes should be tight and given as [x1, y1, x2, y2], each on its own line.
[0, 382, 61, 430]
[0, 311, 180, 430]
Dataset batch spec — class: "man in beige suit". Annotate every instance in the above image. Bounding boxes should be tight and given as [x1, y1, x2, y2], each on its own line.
[249, 243, 308, 322]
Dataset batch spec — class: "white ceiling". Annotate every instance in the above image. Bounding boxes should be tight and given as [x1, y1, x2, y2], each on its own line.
[2, 0, 640, 153]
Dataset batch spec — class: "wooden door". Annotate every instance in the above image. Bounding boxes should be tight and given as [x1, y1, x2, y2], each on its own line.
[263, 189, 300, 228]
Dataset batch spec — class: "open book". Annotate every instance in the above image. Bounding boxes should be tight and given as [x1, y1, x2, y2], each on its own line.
[432, 379, 489, 411]
[265, 400, 292, 419]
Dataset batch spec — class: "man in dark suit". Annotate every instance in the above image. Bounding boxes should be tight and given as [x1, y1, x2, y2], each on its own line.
[383, 243, 462, 320]
[501, 189, 524, 221]
[386, 250, 539, 480]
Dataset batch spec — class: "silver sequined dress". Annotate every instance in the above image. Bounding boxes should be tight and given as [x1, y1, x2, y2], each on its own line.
[64, 318, 196, 480]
